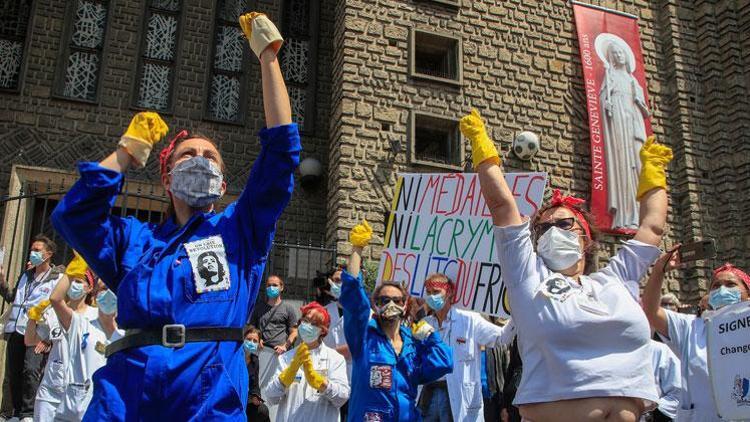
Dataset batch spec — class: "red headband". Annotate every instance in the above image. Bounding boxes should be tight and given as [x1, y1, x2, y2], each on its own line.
[549, 189, 592, 239]
[158, 129, 189, 177]
[84, 269, 96, 289]
[300, 301, 331, 327]
[713, 263, 750, 292]
[424, 277, 453, 292]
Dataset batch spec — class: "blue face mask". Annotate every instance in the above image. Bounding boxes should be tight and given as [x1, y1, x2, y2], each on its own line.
[329, 280, 342, 299]
[266, 286, 280, 299]
[298, 322, 322, 344]
[96, 290, 118, 315]
[708, 286, 742, 310]
[29, 251, 45, 267]
[67, 281, 85, 300]
[243, 340, 258, 354]
[425, 293, 446, 311]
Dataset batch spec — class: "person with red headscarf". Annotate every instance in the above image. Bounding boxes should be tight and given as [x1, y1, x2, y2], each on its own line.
[461, 109, 672, 422]
[643, 249, 750, 421]
[263, 301, 350, 422]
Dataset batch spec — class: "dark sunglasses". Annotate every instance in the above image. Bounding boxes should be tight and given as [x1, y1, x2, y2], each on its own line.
[374, 295, 405, 307]
[535, 217, 576, 237]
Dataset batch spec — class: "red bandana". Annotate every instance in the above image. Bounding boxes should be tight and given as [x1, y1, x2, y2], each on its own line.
[300, 301, 331, 327]
[158, 129, 189, 177]
[548, 189, 592, 239]
[713, 263, 750, 292]
[84, 269, 96, 289]
[424, 277, 453, 292]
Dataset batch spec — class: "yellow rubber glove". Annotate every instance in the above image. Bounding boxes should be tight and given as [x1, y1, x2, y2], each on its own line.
[411, 319, 435, 341]
[117, 112, 169, 168]
[239, 12, 284, 59]
[350, 220, 373, 248]
[301, 355, 327, 391]
[278, 343, 310, 388]
[28, 299, 51, 322]
[460, 109, 500, 170]
[65, 252, 89, 281]
[636, 135, 673, 200]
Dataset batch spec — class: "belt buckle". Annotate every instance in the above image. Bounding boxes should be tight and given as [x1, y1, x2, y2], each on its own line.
[162, 324, 186, 348]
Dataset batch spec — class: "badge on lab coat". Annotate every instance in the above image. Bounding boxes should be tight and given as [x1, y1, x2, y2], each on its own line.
[183, 236, 231, 294]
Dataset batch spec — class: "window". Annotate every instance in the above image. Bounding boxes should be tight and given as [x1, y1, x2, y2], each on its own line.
[410, 111, 463, 170]
[280, 0, 320, 133]
[55, 0, 110, 102]
[0, 0, 33, 91]
[409, 29, 462, 86]
[205, 0, 249, 123]
[133, 0, 182, 111]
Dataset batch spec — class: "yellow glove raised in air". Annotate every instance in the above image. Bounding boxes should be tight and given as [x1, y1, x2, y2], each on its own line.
[460, 109, 500, 170]
[411, 319, 435, 341]
[118, 112, 169, 168]
[636, 135, 673, 200]
[65, 252, 89, 281]
[239, 12, 283, 59]
[349, 220, 373, 248]
[278, 343, 310, 388]
[301, 355, 328, 391]
[28, 299, 51, 322]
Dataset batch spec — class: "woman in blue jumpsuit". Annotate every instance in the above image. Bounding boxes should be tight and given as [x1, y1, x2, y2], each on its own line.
[50, 13, 298, 421]
[340, 221, 453, 421]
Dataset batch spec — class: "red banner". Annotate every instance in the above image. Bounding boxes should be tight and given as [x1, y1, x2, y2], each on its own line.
[573, 3, 652, 234]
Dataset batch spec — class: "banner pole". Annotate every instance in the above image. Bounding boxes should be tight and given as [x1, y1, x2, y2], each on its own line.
[568, 0, 639, 20]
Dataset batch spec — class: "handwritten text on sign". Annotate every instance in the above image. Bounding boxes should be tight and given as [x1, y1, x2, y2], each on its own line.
[377, 172, 547, 317]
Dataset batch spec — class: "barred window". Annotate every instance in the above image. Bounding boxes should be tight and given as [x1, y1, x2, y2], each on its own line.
[410, 111, 463, 170]
[0, 0, 33, 91]
[54, 0, 110, 101]
[134, 0, 181, 111]
[206, 0, 249, 123]
[281, 0, 319, 133]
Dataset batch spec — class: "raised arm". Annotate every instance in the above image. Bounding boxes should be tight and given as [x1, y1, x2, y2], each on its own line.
[460, 110, 522, 228]
[633, 136, 672, 246]
[101, 112, 168, 173]
[642, 247, 680, 336]
[340, 221, 374, 358]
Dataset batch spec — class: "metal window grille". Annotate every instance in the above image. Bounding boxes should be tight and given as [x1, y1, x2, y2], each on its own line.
[281, 0, 319, 133]
[413, 31, 459, 81]
[206, 0, 248, 123]
[0, 0, 33, 91]
[413, 113, 460, 166]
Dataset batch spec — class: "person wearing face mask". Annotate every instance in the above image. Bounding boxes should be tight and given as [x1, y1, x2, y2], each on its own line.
[642, 247, 750, 421]
[340, 220, 453, 421]
[264, 302, 350, 421]
[419, 273, 515, 422]
[0, 235, 63, 422]
[50, 12, 300, 421]
[321, 269, 354, 421]
[242, 326, 270, 422]
[462, 109, 672, 422]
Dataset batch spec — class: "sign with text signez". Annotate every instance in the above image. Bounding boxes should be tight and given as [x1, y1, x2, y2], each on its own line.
[707, 301, 750, 420]
[376, 172, 547, 317]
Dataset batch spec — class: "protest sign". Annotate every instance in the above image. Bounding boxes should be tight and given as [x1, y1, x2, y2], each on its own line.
[376, 172, 547, 317]
[707, 301, 750, 420]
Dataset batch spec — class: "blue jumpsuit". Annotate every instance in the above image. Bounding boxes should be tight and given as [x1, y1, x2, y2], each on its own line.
[50, 125, 300, 421]
[340, 271, 453, 421]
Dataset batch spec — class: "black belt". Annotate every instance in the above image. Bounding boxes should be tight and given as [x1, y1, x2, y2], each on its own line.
[105, 324, 243, 358]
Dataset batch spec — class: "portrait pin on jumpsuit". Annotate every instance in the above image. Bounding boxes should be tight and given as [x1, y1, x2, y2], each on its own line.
[51, 124, 300, 421]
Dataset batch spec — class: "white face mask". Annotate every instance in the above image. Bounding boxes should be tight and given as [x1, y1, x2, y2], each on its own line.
[536, 226, 583, 271]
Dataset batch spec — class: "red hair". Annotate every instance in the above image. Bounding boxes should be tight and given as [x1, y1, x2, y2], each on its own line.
[300, 301, 330, 338]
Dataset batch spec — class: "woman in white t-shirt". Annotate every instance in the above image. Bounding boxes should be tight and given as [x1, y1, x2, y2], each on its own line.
[459, 109, 673, 422]
[49, 255, 119, 421]
[642, 249, 750, 421]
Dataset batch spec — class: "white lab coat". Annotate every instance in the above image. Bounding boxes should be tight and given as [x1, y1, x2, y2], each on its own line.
[423, 308, 515, 422]
[323, 302, 352, 380]
[263, 342, 350, 422]
[649, 340, 682, 420]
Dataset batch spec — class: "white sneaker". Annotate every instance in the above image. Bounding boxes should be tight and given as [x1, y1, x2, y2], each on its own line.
[20, 418, 33, 422]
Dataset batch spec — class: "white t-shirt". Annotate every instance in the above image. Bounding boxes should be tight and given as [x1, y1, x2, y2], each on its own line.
[35, 307, 74, 404]
[66, 308, 108, 384]
[649, 340, 682, 419]
[662, 310, 722, 421]
[493, 221, 660, 406]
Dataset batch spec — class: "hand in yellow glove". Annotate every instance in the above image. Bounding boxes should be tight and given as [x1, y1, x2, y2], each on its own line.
[411, 319, 435, 341]
[118, 112, 169, 168]
[239, 12, 284, 59]
[278, 343, 310, 387]
[301, 353, 328, 391]
[350, 220, 373, 248]
[28, 299, 51, 322]
[65, 252, 89, 281]
[636, 135, 673, 200]
[460, 109, 500, 170]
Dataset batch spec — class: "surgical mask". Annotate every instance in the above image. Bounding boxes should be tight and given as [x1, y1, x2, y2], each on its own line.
[169, 156, 224, 208]
[708, 286, 742, 310]
[536, 226, 582, 271]
[329, 280, 342, 299]
[96, 290, 118, 315]
[266, 286, 280, 299]
[29, 251, 45, 267]
[67, 281, 85, 300]
[425, 293, 445, 311]
[298, 322, 321, 344]
[243, 340, 258, 354]
[377, 301, 405, 321]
